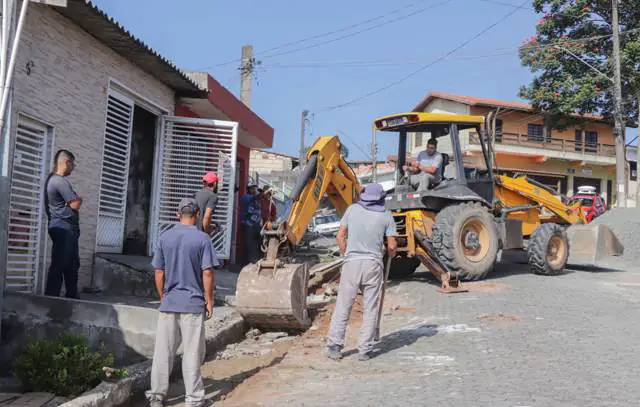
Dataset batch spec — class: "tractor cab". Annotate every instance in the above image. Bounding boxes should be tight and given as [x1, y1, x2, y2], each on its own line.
[373, 112, 494, 212]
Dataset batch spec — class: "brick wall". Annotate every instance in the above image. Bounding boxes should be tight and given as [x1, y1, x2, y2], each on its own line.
[10, 4, 175, 289]
[249, 149, 296, 175]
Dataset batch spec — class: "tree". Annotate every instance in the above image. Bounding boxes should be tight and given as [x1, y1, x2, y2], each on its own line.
[519, 0, 640, 130]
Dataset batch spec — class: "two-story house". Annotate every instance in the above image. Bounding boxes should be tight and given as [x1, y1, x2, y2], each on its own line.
[409, 92, 621, 206]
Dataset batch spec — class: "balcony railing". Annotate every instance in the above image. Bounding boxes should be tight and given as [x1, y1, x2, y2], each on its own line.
[469, 132, 616, 157]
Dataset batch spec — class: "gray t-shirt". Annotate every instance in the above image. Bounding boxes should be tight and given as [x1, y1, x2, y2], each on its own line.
[195, 188, 218, 232]
[151, 224, 219, 313]
[46, 174, 80, 233]
[340, 204, 397, 264]
[417, 151, 443, 182]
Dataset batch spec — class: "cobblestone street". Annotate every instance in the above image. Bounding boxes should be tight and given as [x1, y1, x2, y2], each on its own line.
[211, 258, 640, 407]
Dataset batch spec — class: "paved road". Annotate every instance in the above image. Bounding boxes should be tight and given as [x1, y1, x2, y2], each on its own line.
[218, 257, 640, 407]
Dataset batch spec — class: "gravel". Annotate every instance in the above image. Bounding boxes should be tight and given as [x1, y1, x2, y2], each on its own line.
[590, 208, 640, 266]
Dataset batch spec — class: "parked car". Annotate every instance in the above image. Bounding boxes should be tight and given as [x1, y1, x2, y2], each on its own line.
[567, 186, 607, 223]
[310, 213, 341, 236]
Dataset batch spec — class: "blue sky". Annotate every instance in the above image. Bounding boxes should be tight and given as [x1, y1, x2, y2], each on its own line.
[91, 0, 634, 159]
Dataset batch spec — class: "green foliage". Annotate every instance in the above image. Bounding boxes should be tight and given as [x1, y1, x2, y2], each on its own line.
[12, 332, 127, 397]
[519, 0, 640, 129]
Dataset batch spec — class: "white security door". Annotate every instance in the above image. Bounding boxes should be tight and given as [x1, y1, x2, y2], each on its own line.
[150, 116, 238, 259]
[95, 90, 134, 253]
[6, 115, 52, 293]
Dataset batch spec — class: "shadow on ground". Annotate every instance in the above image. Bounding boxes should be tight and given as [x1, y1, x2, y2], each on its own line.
[343, 324, 439, 359]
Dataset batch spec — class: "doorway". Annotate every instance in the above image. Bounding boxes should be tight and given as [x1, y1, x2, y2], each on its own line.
[123, 106, 157, 255]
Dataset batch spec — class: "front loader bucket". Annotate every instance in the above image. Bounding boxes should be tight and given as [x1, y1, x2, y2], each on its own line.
[235, 262, 312, 331]
[566, 224, 624, 266]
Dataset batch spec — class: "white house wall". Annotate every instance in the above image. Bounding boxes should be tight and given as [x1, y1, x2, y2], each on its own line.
[10, 4, 175, 288]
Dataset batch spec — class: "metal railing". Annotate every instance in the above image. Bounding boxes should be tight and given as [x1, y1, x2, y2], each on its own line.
[469, 132, 616, 157]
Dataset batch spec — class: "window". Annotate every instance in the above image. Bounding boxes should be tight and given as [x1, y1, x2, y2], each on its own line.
[414, 132, 423, 148]
[575, 130, 583, 152]
[495, 119, 503, 143]
[527, 124, 544, 142]
[584, 131, 598, 153]
[631, 161, 637, 181]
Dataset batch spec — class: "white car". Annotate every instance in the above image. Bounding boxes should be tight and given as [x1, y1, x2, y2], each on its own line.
[311, 213, 341, 236]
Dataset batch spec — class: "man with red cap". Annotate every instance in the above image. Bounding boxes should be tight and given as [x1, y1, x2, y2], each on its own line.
[195, 172, 219, 234]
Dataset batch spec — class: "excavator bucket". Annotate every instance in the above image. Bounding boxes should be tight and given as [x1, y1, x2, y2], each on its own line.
[566, 224, 624, 266]
[235, 262, 312, 330]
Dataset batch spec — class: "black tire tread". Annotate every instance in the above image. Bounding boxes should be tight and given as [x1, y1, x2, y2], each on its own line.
[527, 223, 569, 276]
[431, 202, 498, 281]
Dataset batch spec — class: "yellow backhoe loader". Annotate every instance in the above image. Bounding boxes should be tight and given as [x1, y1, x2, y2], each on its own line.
[235, 111, 623, 330]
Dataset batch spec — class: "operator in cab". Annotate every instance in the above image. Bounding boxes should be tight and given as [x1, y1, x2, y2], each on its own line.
[403, 138, 443, 192]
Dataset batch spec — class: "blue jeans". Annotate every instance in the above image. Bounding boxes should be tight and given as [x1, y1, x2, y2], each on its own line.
[45, 226, 80, 298]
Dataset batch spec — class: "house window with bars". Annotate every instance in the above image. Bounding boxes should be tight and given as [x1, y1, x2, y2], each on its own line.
[527, 124, 549, 142]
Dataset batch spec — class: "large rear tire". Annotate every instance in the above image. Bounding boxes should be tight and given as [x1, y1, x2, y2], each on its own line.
[431, 202, 499, 281]
[527, 223, 569, 276]
[388, 256, 421, 280]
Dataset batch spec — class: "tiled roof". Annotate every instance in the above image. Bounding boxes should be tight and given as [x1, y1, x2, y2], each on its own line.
[55, 0, 206, 98]
[413, 91, 606, 122]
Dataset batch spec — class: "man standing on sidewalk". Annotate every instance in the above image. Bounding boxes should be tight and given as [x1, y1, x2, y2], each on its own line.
[195, 171, 219, 235]
[44, 149, 82, 299]
[146, 197, 218, 407]
[327, 183, 397, 361]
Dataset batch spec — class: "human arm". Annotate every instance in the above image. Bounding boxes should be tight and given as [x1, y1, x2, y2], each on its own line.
[202, 195, 218, 234]
[55, 178, 82, 210]
[385, 213, 398, 258]
[336, 206, 351, 254]
[201, 240, 220, 319]
[151, 240, 165, 300]
[417, 154, 443, 175]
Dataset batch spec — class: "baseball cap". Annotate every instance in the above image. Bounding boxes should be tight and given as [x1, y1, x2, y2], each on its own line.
[178, 197, 198, 213]
[203, 172, 219, 184]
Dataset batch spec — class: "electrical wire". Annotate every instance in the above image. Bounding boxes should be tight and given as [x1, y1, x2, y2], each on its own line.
[208, 0, 452, 68]
[315, 0, 528, 114]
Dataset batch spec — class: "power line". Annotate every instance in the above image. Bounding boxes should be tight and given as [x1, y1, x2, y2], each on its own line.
[257, 0, 454, 61]
[315, 0, 528, 114]
[208, 0, 450, 68]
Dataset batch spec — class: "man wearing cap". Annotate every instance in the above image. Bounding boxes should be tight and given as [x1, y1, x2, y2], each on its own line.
[196, 172, 219, 235]
[146, 197, 218, 407]
[240, 184, 261, 265]
[327, 183, 397, 361]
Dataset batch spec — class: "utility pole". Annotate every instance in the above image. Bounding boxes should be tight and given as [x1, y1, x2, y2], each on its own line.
[240, 45, 253, 108]
[612, 0, 626, 208]
[300, 110, 308, 166]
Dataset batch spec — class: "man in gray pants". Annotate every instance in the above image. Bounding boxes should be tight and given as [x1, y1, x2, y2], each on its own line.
[146, 197, 218, 407]
[327, 183, 397, 361]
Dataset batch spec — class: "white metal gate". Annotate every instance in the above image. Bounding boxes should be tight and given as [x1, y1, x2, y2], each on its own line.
[6, 115, 52, 293]
[150, 116, 238, 259]
[95, 90, 134, 253]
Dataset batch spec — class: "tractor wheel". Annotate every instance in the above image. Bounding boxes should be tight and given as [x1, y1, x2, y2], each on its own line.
[387, 256, 421, 280]
[527, 223, 569, 276]
[431, 202, 499, 281]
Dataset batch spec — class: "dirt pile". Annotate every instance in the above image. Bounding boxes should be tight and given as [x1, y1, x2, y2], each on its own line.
[590, 208, 640, 266]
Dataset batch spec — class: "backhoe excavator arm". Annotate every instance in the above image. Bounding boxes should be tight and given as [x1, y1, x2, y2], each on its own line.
[284, 136, 361, 245]
[235, 135, 361, 331]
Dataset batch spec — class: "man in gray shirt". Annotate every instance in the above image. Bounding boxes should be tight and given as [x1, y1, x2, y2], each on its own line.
[404, 138, 443, 191]
[195, 171, 219, 235]
[44, 149, 82, 298]
[327, 183, 397, 361]
[146, 197, 218, 407]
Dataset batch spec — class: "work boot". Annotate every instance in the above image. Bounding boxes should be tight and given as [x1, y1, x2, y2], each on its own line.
[326, 345, 342, 360]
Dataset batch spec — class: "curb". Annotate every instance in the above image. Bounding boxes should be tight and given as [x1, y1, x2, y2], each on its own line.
[60, 309, 246, 407]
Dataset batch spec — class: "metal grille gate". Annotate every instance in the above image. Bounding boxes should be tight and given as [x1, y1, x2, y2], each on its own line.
[95, 90, 134, 253]
[150, 116, 238, 259]
[6, 115, 52, 293]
